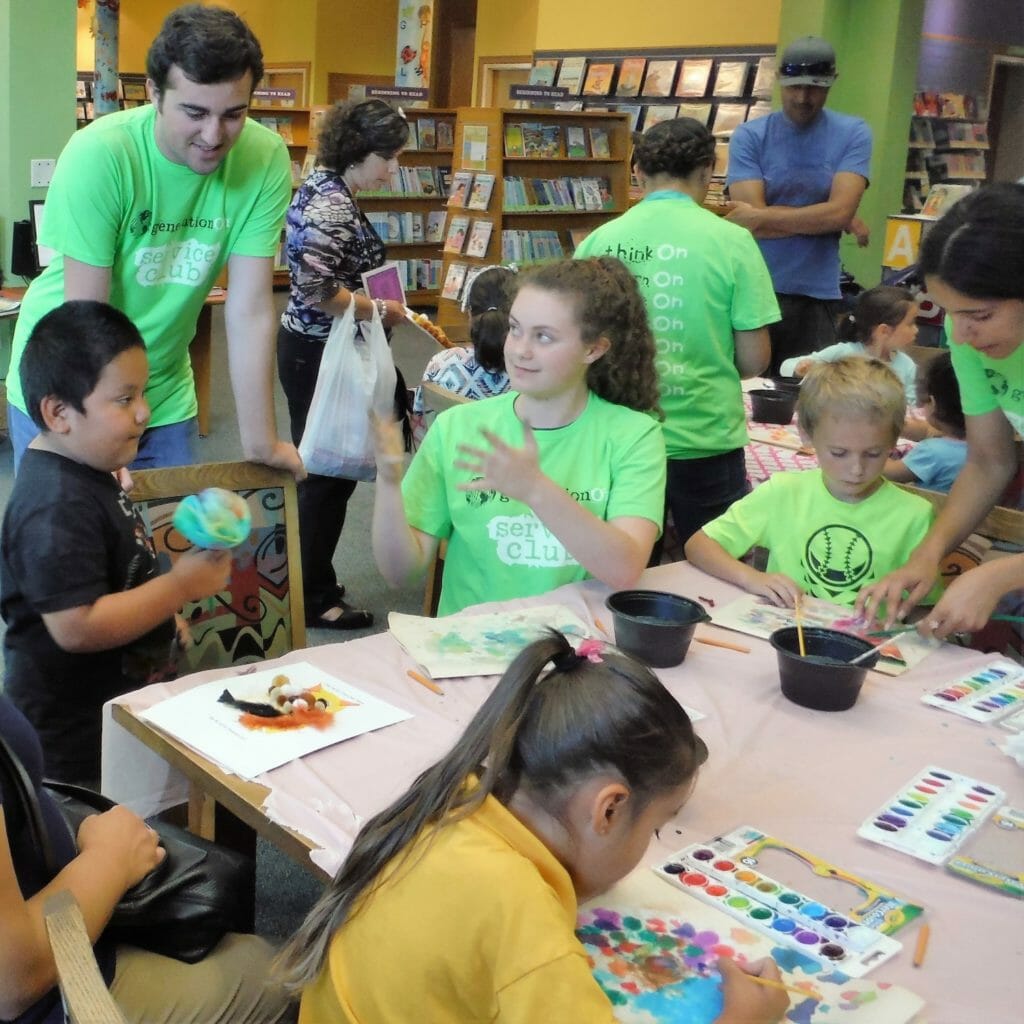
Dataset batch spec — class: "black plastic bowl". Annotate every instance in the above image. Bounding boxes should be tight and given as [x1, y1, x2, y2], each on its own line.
[770, 626, 879, 711]
[770, 375, 803, 397]
[606, 590, 711, 668]
[749, 388, 797, 425]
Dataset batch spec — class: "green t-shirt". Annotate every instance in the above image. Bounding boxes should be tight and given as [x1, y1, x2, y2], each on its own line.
[948, 333, 1024, 437]
[403, 392, 666, 616]
[574, 192, 779, 459]
[10, 106, 291, 426]
[703, 470, 936, 606]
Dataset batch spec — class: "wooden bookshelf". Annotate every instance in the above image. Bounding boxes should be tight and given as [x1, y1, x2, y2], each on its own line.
[436, 106, 631, 329]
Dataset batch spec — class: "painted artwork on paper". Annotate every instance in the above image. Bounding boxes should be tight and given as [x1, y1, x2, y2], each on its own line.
[388, 604, 593, 678]
[577, 902, 924, 1024]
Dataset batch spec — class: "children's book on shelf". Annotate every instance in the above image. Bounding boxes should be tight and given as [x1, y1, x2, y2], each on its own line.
[565, 125, 588, 158]
[538, 123, 562, 158]
[461, 124, 489, 172]
[436, 119, 454, 149]
[614, 104, 642, 132]
[746, 100, 772, 121]
[712, 60, 749, 97]
[404, 119, 420, 150]
[676, 57, 714, 97]
[274, 116, 294, 144]
[751, 55, 777, 97]
[441, 261, 468, 302]
[642, 59, 678, 98]
[425, 209, 446, 244]
[939, 91, 966, 119]
[503, 121, 526, 157]
[443, 214, 470, 254]
[466, 172, 495, 211]
[447, 169, 473, 207]
[587, 126, 610, 159]
[711, 102, 747, 136]
[920, 183, 974, 218]
[909, 117, 935, 147]
[615, 57, 646, 98]
[415, 166, 439, 196]
[417, 117, 436, 150]
[528, 58, 560, 86]
[465, 219, 493, 259]
[557, 56, 587, 95]
[579, 177, 604, 212]
[677, 102, 712, 126]
[582, 62, 615, 97]
[641, 104, 679, 131]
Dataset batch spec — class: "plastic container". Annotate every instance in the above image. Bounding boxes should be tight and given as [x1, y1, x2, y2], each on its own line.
[770, 626, 879, 711]
[769, 375, 803, 397]
[606, 590, 710, 668]
[749, 388, 797, 425]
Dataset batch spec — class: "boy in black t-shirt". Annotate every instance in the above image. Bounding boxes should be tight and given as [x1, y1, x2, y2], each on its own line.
[0, 301, 231, 784]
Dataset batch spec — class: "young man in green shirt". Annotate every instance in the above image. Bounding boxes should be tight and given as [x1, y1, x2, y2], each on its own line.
[8, 4, 303, 481]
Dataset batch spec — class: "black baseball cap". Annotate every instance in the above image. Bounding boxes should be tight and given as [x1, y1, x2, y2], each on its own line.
[778, 36, 837, 88]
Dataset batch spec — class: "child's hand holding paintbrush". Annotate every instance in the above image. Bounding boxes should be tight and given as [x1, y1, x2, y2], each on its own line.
[717, 955, 793, 1023]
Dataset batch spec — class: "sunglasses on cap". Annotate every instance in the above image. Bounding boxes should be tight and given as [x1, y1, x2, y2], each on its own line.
[779, 60, 836, 78]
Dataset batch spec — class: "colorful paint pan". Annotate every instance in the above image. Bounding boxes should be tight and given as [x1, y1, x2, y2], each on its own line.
[857, 766, 1006, 865]
[921, 659, 1024, 723]
[654, 825, 914, 977]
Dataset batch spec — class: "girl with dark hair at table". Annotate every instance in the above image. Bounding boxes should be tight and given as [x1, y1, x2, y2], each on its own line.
[575, 117, 779, 549]
[277, 99, 410, 631]
[858, 183, 1024, 641]
[277, 631, 786, 1024]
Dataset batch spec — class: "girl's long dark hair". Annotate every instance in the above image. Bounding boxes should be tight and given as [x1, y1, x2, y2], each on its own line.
[467, 266, 516, 373]
[518, 258, 663, 415]
[276, 631, 705, 990]
[836, 285, 915, 345]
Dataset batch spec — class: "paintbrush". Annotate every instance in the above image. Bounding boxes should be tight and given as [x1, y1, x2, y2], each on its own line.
[746, 974, 820, 1001]
[869, 614, 1024, 639]
[794, 595, 807, 658]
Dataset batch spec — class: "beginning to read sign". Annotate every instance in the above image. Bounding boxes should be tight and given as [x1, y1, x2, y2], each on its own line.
[252, 88, 296, 101]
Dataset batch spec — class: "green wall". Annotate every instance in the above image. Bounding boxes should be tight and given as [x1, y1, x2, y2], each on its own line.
[0, 0, 76, 283]
[776, 0, 926, 288]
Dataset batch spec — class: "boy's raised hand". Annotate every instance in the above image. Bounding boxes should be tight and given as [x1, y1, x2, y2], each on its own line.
[169, 549, 232, 602]
[716, 955, 790, 1024]
[750, 572, 803, 608]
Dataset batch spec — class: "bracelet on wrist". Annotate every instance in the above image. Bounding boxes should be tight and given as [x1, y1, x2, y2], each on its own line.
[375, 298, 387, 321]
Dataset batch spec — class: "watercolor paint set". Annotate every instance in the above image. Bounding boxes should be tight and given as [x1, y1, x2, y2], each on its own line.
[921, 659, 1024, 723]
[653, 826, 921, 976]
[945, 805, 1024, 899]
[857, 766, 1005, 866]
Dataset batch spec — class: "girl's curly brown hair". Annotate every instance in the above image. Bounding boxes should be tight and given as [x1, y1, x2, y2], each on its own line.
[517, 258, 663, 416]
[317, 99, 409, 172]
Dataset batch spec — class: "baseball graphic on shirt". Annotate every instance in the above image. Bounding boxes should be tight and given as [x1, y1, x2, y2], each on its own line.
[803, 524, 872, 596]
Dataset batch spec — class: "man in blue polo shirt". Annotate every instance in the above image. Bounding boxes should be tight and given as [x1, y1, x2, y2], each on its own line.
[726, 36, 872, 374]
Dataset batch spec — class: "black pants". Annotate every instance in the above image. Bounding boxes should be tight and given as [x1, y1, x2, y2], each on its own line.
[277, 325, 357, 615]
[769, 293, 841, 375]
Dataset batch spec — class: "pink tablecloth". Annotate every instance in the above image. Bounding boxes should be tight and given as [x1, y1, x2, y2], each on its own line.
[104, 563, 1022, 1022]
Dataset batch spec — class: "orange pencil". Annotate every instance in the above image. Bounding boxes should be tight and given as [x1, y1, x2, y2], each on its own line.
[407, 668, 444, 696]
[695, 635, 751, 654]
[913, 924, 930, 967]
[594, 617, 610, 637]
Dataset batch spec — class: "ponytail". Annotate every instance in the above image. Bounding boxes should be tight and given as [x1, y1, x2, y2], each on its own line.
[837, 285, 916, 345]
[276, 631, 704, 990]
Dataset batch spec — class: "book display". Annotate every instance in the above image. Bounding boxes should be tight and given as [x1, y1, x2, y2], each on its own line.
[436, 106, 631, 329]
[902, 91, 989, 213]
[354, 107, 456, 303]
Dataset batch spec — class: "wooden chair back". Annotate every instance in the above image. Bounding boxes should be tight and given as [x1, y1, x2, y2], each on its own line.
[44, 891, 128, 1024]
[131, 461, 305, 671]
[896, 482, 1024, 546]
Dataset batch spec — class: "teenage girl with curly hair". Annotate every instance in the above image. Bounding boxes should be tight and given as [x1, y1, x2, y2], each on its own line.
[371, 257, 667, 615]
[576, 117, 780, 548]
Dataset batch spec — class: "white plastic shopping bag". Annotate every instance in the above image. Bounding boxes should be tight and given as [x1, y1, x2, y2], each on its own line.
[298, 299, 397, 480]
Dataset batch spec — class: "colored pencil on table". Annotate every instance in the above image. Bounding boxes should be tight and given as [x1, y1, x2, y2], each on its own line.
[594, 617, 610, 637]
[695, 635, 751, 654]
[913, 924, 930, 967]
[407, 669, 444, 696]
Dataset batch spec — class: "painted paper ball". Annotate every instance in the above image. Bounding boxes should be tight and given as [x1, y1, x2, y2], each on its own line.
[172, 488, 251, 549]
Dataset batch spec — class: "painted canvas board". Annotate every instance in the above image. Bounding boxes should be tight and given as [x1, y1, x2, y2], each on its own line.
[139, 663, 412, 778]
[710, 593, 941, 676]
[388, 604, 594, 678]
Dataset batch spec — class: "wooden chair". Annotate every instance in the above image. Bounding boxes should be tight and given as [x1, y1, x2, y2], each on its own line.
[896, 482, 1024, 546]
[43, 891, 128, 1024]
[131, 461, 305, 671]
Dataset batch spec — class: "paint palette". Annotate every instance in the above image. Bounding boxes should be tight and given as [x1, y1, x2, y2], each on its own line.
[945, 806, 1024, 899]
[921, 659, 1024, 722]
[654, 826, 919, 977]
[857, 766, 1005, 866]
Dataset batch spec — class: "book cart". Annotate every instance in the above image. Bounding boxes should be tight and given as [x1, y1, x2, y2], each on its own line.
[435, 106, 631, 330]
[353, 108, 456, 306]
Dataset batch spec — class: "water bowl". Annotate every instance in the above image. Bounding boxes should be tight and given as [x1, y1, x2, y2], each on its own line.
[606, 590, 711, 668]
[770, 626, 878, 711]
[749, 388, 797, 425]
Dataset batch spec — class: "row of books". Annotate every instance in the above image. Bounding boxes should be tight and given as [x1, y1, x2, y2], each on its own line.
[441, 262, 485, 303]
[500, 229, 567, 263]
[641, 99, 771, 135]
[910, 118, 989, 149]
[366, 209, 448, 245]
[503, 122, 612, 159]
[254, 116, 297, 145]
[443, 216, 493, 258]
[404, 116, 454, 152]
[503, 176, 613, 212]
[912, 91, 987, 121]
[358, 164, 451, 199]
[394, 258, 444, 293]
[529, 55, 775, 101]
[447, 171, 496, 211]
[927, 150, 987, 179]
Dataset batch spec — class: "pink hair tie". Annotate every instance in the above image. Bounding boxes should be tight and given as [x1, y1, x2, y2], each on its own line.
[576, 638, 604, 663]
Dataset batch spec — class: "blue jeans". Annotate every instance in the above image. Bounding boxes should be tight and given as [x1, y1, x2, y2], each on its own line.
[8, 402, 198, 474]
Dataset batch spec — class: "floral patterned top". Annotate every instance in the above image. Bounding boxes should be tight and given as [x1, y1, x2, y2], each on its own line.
[280, 168, 385, 340]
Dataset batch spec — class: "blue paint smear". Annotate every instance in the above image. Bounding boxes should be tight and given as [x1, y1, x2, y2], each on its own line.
[596, 973, 725, 1024]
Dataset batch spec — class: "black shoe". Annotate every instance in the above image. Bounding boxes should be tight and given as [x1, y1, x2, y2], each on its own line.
[306, 598, 373, 631]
